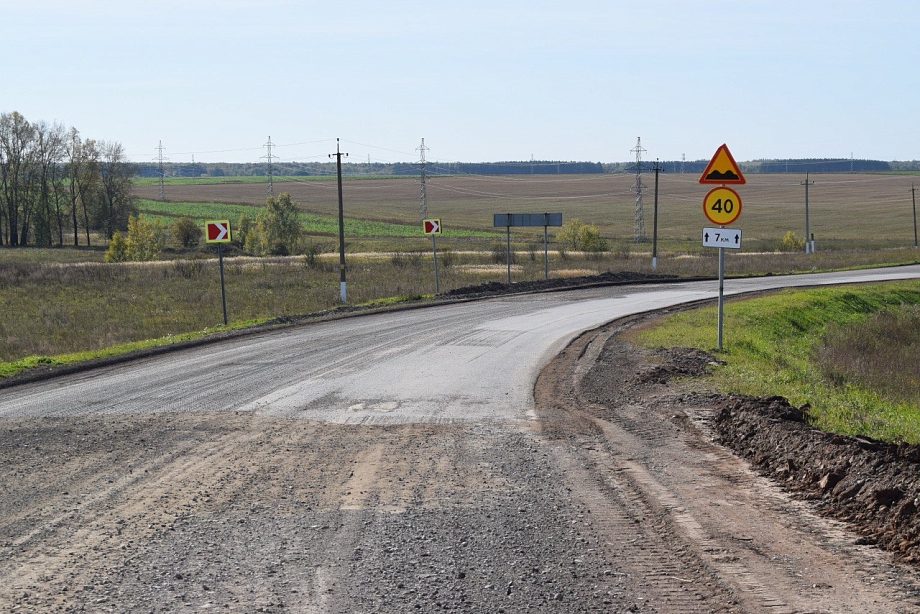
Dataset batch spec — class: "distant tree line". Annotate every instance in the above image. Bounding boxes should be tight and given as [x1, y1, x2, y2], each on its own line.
[140, 157, 917, 180]
[0, 111, 136, 247]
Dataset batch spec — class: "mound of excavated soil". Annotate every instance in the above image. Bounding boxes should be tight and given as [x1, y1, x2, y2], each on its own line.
[608, 339, 920, 567]
[442, 270, 681, 298]
[714, 393, 920, 565]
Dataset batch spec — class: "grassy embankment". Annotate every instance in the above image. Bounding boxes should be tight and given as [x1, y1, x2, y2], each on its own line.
[627, 281, 920, 443]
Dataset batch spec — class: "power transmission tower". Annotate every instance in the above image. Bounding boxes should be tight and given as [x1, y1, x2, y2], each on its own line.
[631, 137, 646, 242]
[262, 136, 275, 196]
[156, 141, 167, 201]
[417, 138, 429, 221]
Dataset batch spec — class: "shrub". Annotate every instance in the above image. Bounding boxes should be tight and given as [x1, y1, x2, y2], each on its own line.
[241, 193, 304, 256]
[780, 231, 805, 252]
[172, 216, 202, 248]
[557, 218, 608, 253]
[104, 216, 165, 262]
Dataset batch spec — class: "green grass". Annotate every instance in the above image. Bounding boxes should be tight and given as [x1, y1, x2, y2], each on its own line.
[628, 281, 920, 443]
[134, 175, 404, 186]
[135, 198, 498, 238]
[0, 322, 264, 377]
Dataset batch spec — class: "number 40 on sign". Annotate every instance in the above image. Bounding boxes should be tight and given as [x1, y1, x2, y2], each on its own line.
[702, 186, 742, 226]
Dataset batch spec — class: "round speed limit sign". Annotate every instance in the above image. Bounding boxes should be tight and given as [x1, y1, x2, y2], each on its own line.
[703, 186, 742, 225]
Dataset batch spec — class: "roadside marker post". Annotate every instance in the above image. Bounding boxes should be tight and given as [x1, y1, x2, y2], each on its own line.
[423, 219, 442, 293]
[204, 220, 232, 326]
[700, 144, 745, 350]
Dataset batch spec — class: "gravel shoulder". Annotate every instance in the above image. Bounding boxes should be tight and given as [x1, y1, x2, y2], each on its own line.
[3, 309, 920, 612]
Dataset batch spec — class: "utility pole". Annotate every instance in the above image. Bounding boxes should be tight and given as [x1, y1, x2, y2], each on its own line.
[802, 172, 814, 254]
[651, 159, 661, 270]
[631, 137, 646, 242]
[912, 184, 918, 250]
[329, 139, 349, 302]
[156, 141, 167, 201]
[417, 138, 429, 221]
[262, 136, 275, 196]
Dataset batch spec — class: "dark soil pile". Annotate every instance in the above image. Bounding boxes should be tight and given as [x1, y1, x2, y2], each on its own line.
[714, 393, 920, 565]
[443, 270, 682, 298]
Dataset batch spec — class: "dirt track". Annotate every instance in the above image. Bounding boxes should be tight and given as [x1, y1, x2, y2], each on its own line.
[3, 317, 920, 612]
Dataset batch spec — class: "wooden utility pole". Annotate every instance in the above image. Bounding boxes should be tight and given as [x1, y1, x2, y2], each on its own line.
[329, 139, 348, 302]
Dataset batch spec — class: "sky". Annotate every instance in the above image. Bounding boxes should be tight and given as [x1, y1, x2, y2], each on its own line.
[2, 0, 918, 165]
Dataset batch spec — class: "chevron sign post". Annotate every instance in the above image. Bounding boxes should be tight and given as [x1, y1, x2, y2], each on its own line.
[204, 220, 231, 325]
[423, 219, 442, 293]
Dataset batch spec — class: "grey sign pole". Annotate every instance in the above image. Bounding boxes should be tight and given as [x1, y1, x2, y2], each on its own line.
[218, 242, 228, 326]
[432, 233, 440, 294]
[506, 218, 512, 284]
[717, 245, 725, 350]
[494, 213, 563, 284]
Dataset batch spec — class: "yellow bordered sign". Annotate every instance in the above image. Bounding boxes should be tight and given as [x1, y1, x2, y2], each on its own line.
[423, 219, 442, 235]
[205, 220, 232, 243]
[703, 187, 742, 225]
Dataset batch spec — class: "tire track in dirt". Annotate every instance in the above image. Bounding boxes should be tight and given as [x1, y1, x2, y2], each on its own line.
[537, 319, 920, 612]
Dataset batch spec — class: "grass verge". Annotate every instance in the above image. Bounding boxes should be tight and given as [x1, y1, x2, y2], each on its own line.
[626, 281, 920, 443]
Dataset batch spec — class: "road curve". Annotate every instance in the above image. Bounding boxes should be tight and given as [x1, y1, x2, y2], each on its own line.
[5, 266, 920, 612]
[2, 265, 920, 420]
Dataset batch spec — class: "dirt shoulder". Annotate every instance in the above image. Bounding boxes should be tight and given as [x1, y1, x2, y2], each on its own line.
[540, 317, 920, 611]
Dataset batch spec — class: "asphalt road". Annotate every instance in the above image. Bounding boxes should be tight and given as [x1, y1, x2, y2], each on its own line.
[3, 265, 920, 420]
[6, 266, 920, 613]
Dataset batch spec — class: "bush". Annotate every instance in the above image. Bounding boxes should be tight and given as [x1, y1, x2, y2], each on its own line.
[557, 218, 608, 253]
[244, 193, 304, 256]
[104, 216, 166, 262]
[172, 217, 202, 248]
[780, 231, 805, 252]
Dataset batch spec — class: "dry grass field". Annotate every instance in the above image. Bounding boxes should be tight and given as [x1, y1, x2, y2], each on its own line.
[133, 172, 920, 250]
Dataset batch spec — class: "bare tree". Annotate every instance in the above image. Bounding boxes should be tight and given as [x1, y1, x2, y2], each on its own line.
[96, 141, 137, 241]
[0, 111, 36, 246]
[65, 129, 100, 247]
[31, 121, 66, 246]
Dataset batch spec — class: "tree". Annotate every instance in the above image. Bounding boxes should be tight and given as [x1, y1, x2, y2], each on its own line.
[172, 216, 202, 248]
[244, 193, 304, 256]
[31, 120, 66, 246]
[96, 141, 137, 240]
[65, 129, 100, 247]
[0, 111, 36, 246]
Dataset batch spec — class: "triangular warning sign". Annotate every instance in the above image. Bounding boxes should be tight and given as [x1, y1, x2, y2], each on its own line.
[699, 144, 745, 185]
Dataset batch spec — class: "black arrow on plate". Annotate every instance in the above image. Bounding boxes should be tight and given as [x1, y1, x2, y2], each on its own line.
[735, 234, 740, 245]
[704, 232, 710, 242]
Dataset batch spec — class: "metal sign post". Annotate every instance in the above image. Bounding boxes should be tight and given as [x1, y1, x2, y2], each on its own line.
[493, 213, 563, 284]
[423, 219, 442, 293]
[699, 143, 745, 351]
[701, 227, 742, 350]
[205, 220, 232, 326]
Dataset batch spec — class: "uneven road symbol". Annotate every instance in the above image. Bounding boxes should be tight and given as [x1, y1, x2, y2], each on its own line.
[699, 144, 746, 185]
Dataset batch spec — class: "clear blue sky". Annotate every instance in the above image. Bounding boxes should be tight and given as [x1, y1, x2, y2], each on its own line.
[3, 0, 917, 164]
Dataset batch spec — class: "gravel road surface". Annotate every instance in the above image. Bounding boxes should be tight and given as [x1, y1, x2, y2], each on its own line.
[3, 267, 920, 612]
